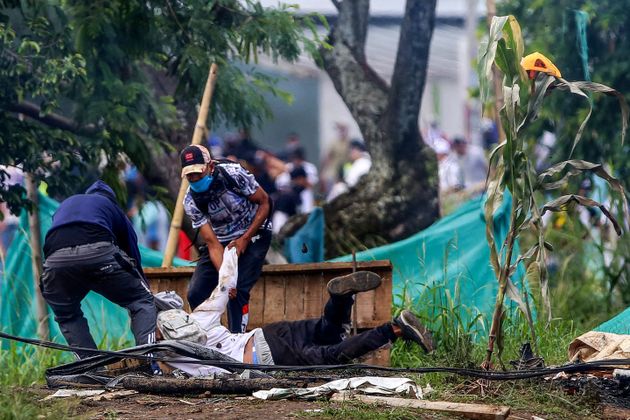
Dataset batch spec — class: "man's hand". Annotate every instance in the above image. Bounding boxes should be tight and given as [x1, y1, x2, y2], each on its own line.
[228, 288, 237, 299]
[228, 236, 249, 256]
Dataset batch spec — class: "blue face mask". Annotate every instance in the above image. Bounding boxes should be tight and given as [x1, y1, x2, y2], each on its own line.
[189, 174, 214, 192]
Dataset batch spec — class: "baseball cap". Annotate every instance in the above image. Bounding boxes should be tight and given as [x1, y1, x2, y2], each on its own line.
[180, 144, 211, 178]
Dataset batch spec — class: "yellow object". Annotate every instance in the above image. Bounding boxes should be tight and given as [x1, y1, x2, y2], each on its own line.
[521, 52, 562, 79]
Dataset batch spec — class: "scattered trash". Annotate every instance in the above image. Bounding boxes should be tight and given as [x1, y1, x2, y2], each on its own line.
[252, 377, 423, 401]
[509, 343, 545, 370]
[41, 389, 105, 401]
[85, 390, 138, 402]
[177, 399, 200, 406]
[568, 332, 630, 363]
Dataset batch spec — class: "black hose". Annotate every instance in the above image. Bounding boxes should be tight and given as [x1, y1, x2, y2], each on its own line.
[1, 331, 627, 381]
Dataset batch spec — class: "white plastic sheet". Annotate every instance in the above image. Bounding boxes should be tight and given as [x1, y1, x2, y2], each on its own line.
[252, 376, 423, 400]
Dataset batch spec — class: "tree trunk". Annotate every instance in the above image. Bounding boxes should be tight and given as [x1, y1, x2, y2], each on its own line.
[286, 0, 440, 257]
[121, 376, 312, 395]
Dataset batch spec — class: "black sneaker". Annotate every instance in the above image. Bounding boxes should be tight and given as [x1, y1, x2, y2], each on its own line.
[393, 310, 435, 353]
[327, 271, 382, 296]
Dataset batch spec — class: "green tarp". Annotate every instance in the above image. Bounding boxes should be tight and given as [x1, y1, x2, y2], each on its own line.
[334, 194, 523, 335]
[0, 193, 190, 347]
[595, 308, 630, 335]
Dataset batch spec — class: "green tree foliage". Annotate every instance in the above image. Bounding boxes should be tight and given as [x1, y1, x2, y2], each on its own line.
[499, 0, 630, 178]
[0, 0, 324, 214]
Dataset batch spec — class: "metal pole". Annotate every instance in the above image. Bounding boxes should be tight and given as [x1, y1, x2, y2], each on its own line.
[352, 250, 358, 336]
[162, 63, 219, 267]
[26, 173, 49, 340]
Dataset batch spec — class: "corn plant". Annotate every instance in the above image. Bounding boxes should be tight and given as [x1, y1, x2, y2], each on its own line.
[478, 15, 629, 368]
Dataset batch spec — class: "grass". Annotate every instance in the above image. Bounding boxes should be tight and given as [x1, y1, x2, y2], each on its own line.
[0, 345, 80, 419]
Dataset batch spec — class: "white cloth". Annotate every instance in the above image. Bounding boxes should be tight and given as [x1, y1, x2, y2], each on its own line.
[166, 248, 261, 377]
[253, 377, 423, 400]
[438, 154, 463, 191]
[345, 155, 371, 187]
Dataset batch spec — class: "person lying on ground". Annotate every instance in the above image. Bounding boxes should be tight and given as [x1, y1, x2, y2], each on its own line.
[155, 248, 434, 377]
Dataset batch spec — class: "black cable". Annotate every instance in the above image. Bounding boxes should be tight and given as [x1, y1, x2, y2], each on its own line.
[1, 331, 628, 381]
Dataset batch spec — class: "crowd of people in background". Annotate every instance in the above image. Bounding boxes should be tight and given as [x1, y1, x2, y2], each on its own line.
[2, 117, 614, 281]
[196, 123, 373, 235]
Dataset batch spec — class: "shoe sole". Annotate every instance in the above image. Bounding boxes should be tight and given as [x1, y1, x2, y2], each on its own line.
[400, 310, 435, 353]
[327, 271, 382, 296]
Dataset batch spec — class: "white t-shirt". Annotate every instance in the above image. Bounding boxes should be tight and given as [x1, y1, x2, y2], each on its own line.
[165, 248, 259, 377]
[344, 155, 371, 187]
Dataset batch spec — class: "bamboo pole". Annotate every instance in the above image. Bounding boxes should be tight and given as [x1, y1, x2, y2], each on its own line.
[161, 63, 219, 267]
[26, 173, 49, 340]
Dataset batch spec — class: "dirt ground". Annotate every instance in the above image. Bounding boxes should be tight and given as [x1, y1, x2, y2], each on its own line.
[22, 385, 630, 420]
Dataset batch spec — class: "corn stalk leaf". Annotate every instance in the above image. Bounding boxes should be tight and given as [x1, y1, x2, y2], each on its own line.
[555, 78, 629, 156]
[478, 15, 509, 105]
[541, 194, 622, 236]
[519, 73, 555, 131]
[503, 84, 520, 143]
[568, 81, 629, 146]
[494, 16, 527, 84]
[537, 160, 629, 229]
[484, 161, 506, 278]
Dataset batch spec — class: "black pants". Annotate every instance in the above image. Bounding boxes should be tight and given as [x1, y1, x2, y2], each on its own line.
[40, 242, 156, 359]
[262, 294, 397, 365]
[187, 229, 272, 333]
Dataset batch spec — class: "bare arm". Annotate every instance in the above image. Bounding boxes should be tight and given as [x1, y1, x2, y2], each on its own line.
[228, 186, 270, 255]
[199, 223, 223, 271]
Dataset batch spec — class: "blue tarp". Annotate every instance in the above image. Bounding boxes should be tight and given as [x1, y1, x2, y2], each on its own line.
[284, 207, 324, 263]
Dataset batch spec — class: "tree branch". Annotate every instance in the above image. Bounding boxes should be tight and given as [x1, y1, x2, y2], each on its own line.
[6, 101, 98, 135]
[388, 0, 437, 145]
[321, 0, 389, 140]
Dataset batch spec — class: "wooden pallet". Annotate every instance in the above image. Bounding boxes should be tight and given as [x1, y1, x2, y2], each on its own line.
[145, 260, 393, 365]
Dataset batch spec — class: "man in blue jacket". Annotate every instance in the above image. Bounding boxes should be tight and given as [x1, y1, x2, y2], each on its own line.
[40, 180, 156, 358]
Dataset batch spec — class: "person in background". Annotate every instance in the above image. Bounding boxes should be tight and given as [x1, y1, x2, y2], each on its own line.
[436, 138, 463, 193]
[344, 139, 372, 188]
[326, 139, 372, 202]
[320, 122, 350, 194]
[452, 136, 488, 194]
[180, 144, 272, 333]
[40, 180, 156, 359]
[272, 166, 314, 234]
[277, 132, 302, 162]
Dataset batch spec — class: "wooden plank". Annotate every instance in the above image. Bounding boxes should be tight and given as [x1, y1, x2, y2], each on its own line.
[261, 260, 392, 274]
[373, 271, 393, 324]
[248, 279, 265, 328]
[145, 260, 393, 277]
[262, 277, 286, 324]
[303, 273, 324, 319]
[356, 347, 390, 367]
[330, 394, 511, 420]
[284, 275, 306, 321]
[355, 289, 376, 326]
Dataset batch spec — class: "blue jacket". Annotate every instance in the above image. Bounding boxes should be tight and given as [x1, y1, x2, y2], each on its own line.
[48, 180, 144, 277]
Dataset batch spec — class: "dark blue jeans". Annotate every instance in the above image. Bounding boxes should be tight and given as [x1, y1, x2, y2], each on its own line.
[40, 242, 156, 358]
[187, 229, 272, 333]
[262, 294, 397, 365]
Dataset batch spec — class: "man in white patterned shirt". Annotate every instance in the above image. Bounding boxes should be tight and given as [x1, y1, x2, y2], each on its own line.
[180, 144, 272, 333]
